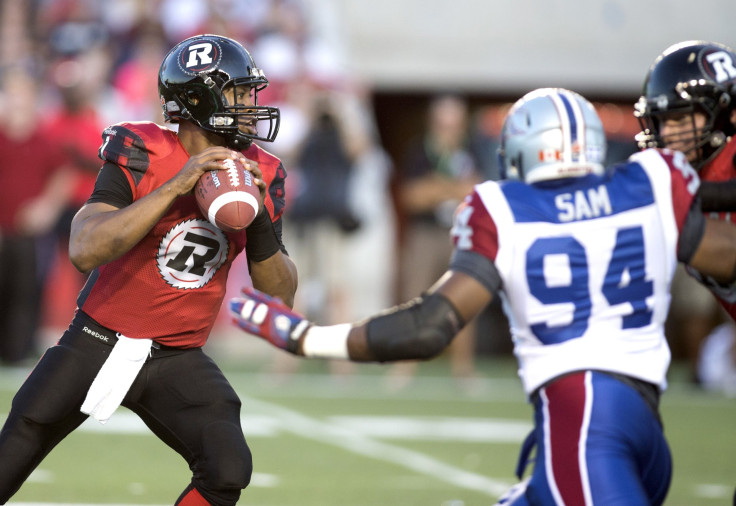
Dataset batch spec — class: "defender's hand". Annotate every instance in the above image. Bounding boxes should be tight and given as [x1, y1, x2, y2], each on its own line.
[229, 287, 310, 354]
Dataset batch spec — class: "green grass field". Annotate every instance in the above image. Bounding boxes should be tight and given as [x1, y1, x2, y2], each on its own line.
[1, 337, 734, 506]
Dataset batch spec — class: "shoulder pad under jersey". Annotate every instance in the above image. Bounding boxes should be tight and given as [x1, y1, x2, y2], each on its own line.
[98, 122, 177, 185]
[244, 143, 286, 220]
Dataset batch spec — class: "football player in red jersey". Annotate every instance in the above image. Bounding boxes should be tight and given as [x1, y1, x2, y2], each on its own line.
[0, 34, 297, 506]
[635, 41, 736, 379]
[636, 41, 736, 304]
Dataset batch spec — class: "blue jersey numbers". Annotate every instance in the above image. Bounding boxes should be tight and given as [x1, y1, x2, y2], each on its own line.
[526, 226, 653, 344]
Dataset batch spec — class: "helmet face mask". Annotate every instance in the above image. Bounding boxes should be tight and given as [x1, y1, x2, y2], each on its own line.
[158, 34, 280, 148]
[498, 88, 607, 184]
[635, 40, 736, 171]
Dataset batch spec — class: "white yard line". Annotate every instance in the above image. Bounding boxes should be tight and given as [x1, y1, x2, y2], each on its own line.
[240, 395, 513, 497]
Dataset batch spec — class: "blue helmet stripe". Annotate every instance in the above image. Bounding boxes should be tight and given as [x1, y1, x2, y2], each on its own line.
[558, 93, 578, 152]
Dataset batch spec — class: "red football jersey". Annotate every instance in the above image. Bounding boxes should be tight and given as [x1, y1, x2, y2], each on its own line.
[697, 137, 736, 319]
[77, 121, 286, 347]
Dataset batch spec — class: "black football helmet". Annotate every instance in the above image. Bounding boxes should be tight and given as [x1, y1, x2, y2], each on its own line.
[634, 40, 736, 170]
[158, 34, 280, 148]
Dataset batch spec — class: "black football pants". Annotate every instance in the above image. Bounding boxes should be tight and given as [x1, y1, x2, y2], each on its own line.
[0, 315, 252, 505]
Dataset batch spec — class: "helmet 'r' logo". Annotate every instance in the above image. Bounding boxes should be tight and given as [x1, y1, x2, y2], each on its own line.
[704, 50, 736, 83]
[179, 40, 222, 74]
[157, 219, 229, 289]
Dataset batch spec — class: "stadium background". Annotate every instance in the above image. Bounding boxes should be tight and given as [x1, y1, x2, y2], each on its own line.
[32, 0, 736, 357]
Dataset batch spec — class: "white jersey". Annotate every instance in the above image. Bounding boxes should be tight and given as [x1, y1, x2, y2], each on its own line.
[451, 148, 700, 394]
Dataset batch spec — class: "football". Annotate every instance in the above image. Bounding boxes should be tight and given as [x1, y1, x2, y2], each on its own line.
[194, 158, 261, 233]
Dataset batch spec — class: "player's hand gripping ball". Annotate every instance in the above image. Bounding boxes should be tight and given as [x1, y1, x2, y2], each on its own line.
[195, 158, 260, 233]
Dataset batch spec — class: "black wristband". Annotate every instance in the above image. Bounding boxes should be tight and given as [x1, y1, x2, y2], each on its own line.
[246, 211, 281, 262]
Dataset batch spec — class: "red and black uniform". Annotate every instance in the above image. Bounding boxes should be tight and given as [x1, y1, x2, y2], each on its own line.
[79, 121, 286, 346]
[690, 138, 736, 320]
[0, 121, 288, 505]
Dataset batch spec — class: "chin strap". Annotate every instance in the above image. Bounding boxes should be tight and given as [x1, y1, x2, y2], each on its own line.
[227, 134, 253, 150]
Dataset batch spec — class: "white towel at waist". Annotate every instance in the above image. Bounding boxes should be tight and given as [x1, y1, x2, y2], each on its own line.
[80, 333, 153, 424]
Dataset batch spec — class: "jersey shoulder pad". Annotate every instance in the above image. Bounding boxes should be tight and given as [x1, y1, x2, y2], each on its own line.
[244, 143, 286, 219]
[244, 143, 281, 167]
[98, 122, 178, 182]
[633, 148, 700, 195]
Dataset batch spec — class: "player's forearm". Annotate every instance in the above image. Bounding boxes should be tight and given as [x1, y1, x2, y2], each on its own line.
[69, 182, 181, 272]
[249, 252, 298, 308]
[345, 326, 373, 361]
[293, 292, 466, 363]
[688, 218, 736, 284]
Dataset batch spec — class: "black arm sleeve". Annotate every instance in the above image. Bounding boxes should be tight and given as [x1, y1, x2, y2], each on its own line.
[365, 293, 465, 362]
[677, 200, 707, 264]
[698, 180, 736, 212]
[449, 249, 503, 294]
[86, 162, 134, 209]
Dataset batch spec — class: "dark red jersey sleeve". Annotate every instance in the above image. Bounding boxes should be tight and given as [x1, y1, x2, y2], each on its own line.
[658, 149, 700, 232]
[98, 122, 178, 197]
[243, 143, 286, 223]
[451, 190, 500, 262]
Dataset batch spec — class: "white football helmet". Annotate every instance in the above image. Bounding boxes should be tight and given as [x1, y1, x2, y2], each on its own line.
[498, 88, 607, 183]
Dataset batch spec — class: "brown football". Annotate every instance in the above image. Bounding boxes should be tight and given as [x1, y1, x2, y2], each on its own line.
[194, 158, 260, 233]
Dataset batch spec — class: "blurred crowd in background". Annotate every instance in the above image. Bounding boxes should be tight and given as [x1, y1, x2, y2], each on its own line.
[0, 0, 395, 368]
[0, 0, 732, 395]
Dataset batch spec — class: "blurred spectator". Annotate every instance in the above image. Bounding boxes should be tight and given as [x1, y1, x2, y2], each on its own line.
[44, 54, 109, 239]
[107, 25, 169, 123]
[252, 0, 348, 165]
[0, 69, 75, 364]
[273, 90, 397, 378]
[470, 102, 508, 181]
[289, 96, 362, 237]
[390, 94, 483, 389]
[39, 0, 109, 59]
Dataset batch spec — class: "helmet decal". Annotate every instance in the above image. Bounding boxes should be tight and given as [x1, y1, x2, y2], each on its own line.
[178, 40, 223, 75]
[550, 91, 584, 164]
[702, 49, 736, 83]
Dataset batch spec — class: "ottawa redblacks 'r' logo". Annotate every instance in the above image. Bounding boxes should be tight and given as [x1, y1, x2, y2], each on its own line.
[157, 219, 229, 289]
[178, 40, 222, 75]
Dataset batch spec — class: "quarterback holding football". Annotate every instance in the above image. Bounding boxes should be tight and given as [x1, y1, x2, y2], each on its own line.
[0, 34, 297, 506]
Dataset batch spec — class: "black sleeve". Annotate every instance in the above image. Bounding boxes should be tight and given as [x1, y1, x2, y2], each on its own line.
[268, 161, 288, 256]
[86, 162, 134, 208]
[677, 199, 707, 264]
[272, 217, 288, 256]
[698, 180, 736, 212]
[449, 249, 503, 294]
